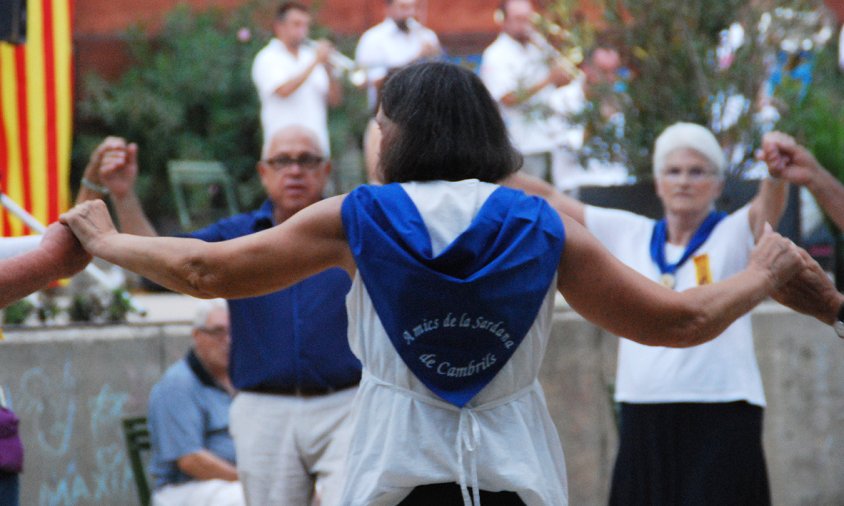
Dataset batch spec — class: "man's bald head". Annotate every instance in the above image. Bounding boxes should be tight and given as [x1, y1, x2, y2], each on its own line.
[263, 125, 325, 159]
[258, 125, 332, 223]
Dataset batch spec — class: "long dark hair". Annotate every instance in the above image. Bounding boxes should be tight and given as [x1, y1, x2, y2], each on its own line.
[378, 62, 522, 184]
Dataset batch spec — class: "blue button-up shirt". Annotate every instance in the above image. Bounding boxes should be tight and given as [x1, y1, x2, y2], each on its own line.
[148, 350, 235, 489]
[187, 201, 360, 391]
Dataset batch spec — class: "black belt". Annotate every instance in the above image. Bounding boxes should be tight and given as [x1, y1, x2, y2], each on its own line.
[243, 381, 358, 398]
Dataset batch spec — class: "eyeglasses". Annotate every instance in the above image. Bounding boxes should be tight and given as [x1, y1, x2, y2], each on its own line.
[199, 326, 230, 339]
[660, 166, 719, 182]
[261, 154, 325, 172]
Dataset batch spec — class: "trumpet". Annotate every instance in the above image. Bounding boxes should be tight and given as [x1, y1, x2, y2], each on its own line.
[305, 39, 367, 87]
[528, 31, 584, 82]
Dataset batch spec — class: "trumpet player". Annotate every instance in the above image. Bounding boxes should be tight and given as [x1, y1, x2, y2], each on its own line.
[480, 0, 576, 186]
[252, 1, 343, 155]
[355, 0, 441, 112]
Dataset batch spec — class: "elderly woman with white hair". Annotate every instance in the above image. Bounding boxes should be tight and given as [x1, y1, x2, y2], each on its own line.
[513, 122, 789, 505]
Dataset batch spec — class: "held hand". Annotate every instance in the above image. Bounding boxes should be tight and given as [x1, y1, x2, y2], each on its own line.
[548, 64, 571, 87]
[60, 200, 119, 256]
[771, 248, 842, 326]
[83, 136, 127, 185]
[418, 40, 441, 59]
[749, 223, 805, 290]
[759, 131, 822, 186]
[315, 40, 333, 65]
[39, 223, 92, 278]
[99, 142, 139, 198]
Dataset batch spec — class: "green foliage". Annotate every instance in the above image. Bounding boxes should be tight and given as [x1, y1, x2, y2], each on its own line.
[3, 299, 34, 325]
[74, 2, 369, 225]
[568, 0, 832, 178]
[580, 0, 766, 177]
[774, 45, 844, 182]
[105, 289, 135, 323]
[75, 4, 265, 222]
[68, 293, 104, 323]
[76, 6, 268, 223]
[73, 0, 367, 222]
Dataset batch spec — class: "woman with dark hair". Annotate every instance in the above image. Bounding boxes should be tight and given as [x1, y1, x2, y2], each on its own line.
[62, 62, 806, 506]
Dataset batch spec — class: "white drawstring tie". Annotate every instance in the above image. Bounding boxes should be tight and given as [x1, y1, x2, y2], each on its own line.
[363, 371, 539, 506]
[457, 408, 482, 506]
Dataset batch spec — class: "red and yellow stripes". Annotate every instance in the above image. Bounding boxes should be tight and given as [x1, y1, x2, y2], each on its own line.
[0, 0, 73, 236]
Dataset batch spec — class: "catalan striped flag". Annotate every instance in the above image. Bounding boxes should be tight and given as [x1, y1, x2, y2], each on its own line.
[0, 0, 73, 236]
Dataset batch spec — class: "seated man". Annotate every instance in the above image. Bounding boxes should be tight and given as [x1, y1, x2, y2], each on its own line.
[148, 299, 244, 506]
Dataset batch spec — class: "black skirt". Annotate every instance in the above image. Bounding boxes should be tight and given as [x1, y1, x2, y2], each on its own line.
[609, 401, 770, 506]
[398, 483, 526, 506]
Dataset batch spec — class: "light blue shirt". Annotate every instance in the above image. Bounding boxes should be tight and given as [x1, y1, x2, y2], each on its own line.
[148, 351, 235, 489]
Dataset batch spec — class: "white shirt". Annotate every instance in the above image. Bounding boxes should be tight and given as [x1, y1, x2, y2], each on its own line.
[355, 18, 440, 110]
[480, 33, 564, 155]
[0, 235, 41, 260]
[839, 25, 844, 71]
[342, 180, 568, 506]
[251, 39, 331, 154]
[585, 204, 766, 407]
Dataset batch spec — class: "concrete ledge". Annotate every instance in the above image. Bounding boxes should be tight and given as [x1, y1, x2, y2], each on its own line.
[1, 300, 842, 505]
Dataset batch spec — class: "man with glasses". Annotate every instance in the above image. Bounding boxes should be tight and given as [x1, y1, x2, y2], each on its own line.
[77, 126, 359, 505]
[148, 299, 244, 506]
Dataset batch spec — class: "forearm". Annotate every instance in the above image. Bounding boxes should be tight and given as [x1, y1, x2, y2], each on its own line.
[110, 193, 157, 237]
[274, 62, 317, 97]
[663, 267, 775, 347]
[88, 233, 219, 298]
[806, 169, 844, 231]
[0, 249, 64, 308]
[328, 75, 343, 106]
[500, 76, 552, 107]
[501, 172, 585, 224]
[177, 450, 238, 482]
[749, 177, 789, 238]
[559, 218, 792, 348]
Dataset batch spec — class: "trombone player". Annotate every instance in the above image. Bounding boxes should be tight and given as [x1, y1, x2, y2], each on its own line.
[480, 0, 578, 187]
[251, 1, 342, 155]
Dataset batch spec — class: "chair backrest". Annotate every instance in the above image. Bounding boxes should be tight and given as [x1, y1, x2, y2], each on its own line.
[122, 416, 152, 506]
[167, 160, 240, 230]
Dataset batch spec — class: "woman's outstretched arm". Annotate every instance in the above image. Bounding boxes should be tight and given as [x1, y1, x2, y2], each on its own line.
[61, 196, 354, 299]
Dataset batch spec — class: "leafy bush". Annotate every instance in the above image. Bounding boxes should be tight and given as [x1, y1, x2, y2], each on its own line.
[73, 2, 369, 226]
[554, 0, 835, 178]
[774, 44, 844, 182]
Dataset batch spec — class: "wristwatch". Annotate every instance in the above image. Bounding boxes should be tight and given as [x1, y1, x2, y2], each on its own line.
[835, 302, 844, 339]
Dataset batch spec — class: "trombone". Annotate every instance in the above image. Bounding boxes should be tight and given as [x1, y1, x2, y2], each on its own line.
[528, 30, 585, 82]
[305, 39, 367, 87]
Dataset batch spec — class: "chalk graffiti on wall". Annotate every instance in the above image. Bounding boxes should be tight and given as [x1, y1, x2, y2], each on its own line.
[12, 358, 136, 506]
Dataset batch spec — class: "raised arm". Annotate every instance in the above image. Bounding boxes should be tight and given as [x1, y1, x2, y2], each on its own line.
[274, 41, 332, 98]
[557, 215, 804, 347]
[500, 172, 586, 224]
[76, 137, 157, 237]
[61, 197, 353, 299]
[761, 131, 844, 231]
[747, 175, 789, 240]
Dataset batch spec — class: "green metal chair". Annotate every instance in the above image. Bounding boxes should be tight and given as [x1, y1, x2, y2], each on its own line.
[122, 416, 152, 506]
[167, 160, 240, 231]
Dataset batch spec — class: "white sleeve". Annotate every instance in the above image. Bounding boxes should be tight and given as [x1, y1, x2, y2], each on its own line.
[251, 49, 294, 100]
[355, 31, 388, 82]
[584, 205, 653, 254]
[0, 235, 42, 260]
[839, 26, 844, 71]
[722, 204, 754, 252]
[479, 47, 517, 101]
[423, 27, 440, 48]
